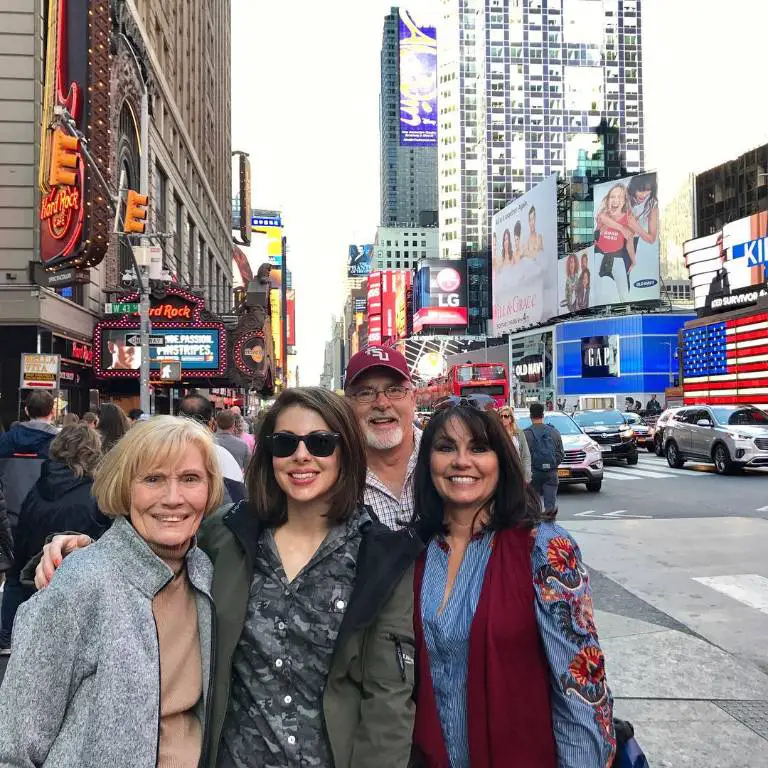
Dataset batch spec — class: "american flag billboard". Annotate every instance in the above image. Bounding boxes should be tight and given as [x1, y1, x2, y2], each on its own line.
[683, 312, 768, 407]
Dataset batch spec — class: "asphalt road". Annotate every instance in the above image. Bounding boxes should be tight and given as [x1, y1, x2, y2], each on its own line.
[556, 450, 768, 522]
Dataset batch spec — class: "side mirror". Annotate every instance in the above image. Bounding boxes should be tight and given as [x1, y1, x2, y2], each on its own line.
[696, 419, 712, 427]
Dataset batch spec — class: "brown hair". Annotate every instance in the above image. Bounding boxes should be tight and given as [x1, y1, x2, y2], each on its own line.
[25, 390, 55, 419]
[49, 424, 102, 478]
[246, 387, 366, 527]
[215, 409, 235, 431]
[62, 413, 80, 427]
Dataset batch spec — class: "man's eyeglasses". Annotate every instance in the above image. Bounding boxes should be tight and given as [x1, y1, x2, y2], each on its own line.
[348, 385, 410, 404]
[434, 394, 497, 413]
[264, 431, 341, 458]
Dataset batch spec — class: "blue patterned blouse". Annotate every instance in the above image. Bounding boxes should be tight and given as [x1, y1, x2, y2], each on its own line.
[421, 522, 616, 768]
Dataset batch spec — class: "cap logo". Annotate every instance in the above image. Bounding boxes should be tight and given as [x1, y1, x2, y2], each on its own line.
[366, 348, 390, 361]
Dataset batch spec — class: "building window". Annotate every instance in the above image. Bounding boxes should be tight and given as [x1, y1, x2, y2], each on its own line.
[173, 194, 183, 277]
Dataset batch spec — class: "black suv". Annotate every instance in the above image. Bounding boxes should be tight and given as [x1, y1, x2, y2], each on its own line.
[572, 409, 639, 464]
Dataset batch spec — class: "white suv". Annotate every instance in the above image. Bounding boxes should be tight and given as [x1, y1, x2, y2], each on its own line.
[664, 405, 768, 474]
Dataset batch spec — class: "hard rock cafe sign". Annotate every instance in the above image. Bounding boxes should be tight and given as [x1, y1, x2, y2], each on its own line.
[39, 0, 111, 268]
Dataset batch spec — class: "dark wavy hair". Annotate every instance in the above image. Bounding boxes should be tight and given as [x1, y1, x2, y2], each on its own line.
[245, 387, 366, 527]
[412, 406, 542, 539]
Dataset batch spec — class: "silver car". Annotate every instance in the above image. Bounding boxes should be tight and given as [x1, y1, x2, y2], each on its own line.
[664, 404, 768, 474]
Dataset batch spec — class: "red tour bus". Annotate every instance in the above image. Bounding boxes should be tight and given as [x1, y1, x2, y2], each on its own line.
[416, 362, 510, 410]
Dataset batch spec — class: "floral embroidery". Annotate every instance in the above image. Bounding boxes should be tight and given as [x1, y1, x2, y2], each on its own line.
[532, 524, 616, 767]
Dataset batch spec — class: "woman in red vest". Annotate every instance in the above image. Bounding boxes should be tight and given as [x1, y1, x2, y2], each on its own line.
[411, 401, 616, 768]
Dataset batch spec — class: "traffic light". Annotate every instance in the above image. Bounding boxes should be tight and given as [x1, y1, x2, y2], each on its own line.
[159, 360, 181, 381]
[124, 190, 149, 234]
[48, 128, 79, 187]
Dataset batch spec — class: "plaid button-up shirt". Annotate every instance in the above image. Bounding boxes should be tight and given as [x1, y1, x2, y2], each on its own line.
[363, 429, 422, 530]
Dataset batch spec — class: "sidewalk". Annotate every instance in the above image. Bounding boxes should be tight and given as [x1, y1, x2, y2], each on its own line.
[598, 607, 768, 768]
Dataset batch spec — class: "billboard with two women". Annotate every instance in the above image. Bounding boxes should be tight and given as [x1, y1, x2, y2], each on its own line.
[559, 172, 661, 313]
[491, 174, 559, 334]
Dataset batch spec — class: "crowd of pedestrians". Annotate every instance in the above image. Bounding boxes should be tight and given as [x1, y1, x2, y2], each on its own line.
[0, 346, 633, 767]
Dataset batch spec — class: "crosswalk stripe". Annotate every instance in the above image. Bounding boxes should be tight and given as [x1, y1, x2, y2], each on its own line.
[693, 575, 768, 616]
[602, 471, 640, 480]
[606, 466, 676, 479]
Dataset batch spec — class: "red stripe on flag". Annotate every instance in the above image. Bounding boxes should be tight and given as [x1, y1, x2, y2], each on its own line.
[727, 344, 768, 358]
[732, 362, 768, 374]
[730, 312, 768, 328]
[729, 329, 768, 343]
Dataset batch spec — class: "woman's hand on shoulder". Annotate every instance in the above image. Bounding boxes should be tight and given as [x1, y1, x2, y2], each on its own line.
[35, 534, 94, 590]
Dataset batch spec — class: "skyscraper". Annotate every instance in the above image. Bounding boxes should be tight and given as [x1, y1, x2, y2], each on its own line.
[439, 0, 645, 259]
[380, 7, 439, 226]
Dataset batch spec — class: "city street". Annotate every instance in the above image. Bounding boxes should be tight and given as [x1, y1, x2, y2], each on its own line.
[560, 454, 768, 766]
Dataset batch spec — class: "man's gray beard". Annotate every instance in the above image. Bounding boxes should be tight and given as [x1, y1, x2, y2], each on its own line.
[364, 424, 404, 451]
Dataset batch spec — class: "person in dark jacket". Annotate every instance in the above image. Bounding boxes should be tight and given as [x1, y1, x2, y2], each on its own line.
[0, 425, 109, 654]
[0, 391, 59, 459]
[0, 482, 12, 579]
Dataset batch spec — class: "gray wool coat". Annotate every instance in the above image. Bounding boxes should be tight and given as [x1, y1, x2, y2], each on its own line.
[0, 516, 214, 768]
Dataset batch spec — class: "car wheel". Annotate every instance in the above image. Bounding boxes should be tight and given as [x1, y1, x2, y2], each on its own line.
[654, 434, 664, 456]
[626, 452, 639, 465]
[585, 479, 602, 492]
[713, 443, 734, 475]
[666, 441, 685, 468]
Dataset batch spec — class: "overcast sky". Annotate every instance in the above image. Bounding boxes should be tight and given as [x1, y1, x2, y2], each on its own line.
[231, 0, 768, 386]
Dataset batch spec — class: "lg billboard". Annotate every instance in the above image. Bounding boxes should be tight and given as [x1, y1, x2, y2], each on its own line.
[413, 260, 467, 333]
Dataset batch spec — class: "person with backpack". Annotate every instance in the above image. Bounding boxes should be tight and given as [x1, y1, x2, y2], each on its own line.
[524, 402, 564, 520]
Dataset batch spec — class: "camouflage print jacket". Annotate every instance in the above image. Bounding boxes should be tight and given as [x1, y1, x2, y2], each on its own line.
[198, 502, 424, 768]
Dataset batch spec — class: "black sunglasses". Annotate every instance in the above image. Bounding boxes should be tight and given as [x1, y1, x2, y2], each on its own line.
[264, 431, 341, 458]
[434, 394, 497, 413]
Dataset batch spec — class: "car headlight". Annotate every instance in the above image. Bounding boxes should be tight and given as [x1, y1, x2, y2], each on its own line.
[620, 429, 634, 438]
[585, 440, 601, 452]
[735, 433, 752, 441]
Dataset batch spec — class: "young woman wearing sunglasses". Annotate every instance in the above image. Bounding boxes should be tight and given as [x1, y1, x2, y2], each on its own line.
[202, 387, 422, 767]
[410, 403, 615, 768]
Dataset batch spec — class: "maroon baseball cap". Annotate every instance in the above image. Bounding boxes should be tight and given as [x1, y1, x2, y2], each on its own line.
[345, 346, 412, 388]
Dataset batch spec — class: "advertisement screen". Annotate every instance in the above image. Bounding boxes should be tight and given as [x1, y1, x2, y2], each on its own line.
[684, 210, 768, 315]
[381, 271, 397, 339]
[101, 329, 220, 370]
[348, 244, 374, 278]
[581, 335, 621, 378]
[583, 172, 660, 309]
[251, 215, 283, 266]
[413, 260, 468, 333]
[492, 174, 558, 334]
[399, 10, 437, 147]
[286, 289, 296, 347]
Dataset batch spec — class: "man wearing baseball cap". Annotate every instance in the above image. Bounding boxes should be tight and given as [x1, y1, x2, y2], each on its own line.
[344, 346, 420, 529]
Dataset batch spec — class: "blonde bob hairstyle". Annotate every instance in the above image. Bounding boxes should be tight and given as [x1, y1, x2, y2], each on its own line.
[92, 415, 224, 519]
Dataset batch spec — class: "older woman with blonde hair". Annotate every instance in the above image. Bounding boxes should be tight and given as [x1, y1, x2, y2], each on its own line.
[0, 416, 223, 768]
[498, 406, 532, 481]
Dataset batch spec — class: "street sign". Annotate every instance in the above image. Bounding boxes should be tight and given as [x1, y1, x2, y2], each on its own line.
[125, 334, 164, 347]
[20, 353, 60, 389]
[104, 302, 139, 314]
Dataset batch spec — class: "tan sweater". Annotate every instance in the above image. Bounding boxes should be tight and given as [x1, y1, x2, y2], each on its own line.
[150, 541, 203, 768]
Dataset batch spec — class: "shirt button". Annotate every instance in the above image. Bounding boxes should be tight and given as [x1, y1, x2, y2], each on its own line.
[275, 659, 283, 669]
[336, 599, 346, 610]
[284, 695, 292, 704]
[287, 736, 296, 745]
[278, 622, 286, 630]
